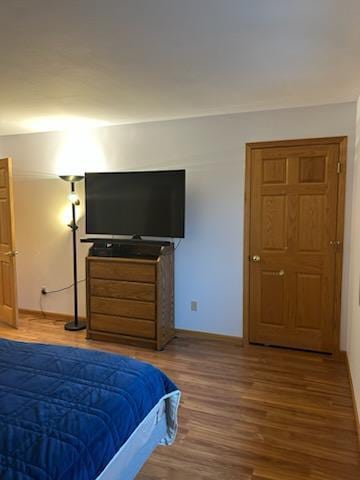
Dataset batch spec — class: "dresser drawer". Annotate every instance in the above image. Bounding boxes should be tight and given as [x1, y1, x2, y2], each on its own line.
[90, 313, 155, 339]
[90, 278, 155, 302]
[91, 296, 155, 320]
[89, 260, 156, 283]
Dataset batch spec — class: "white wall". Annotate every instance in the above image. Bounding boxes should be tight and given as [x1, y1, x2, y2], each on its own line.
[0, 102, 356, 341]
[346, 96, 360, 417]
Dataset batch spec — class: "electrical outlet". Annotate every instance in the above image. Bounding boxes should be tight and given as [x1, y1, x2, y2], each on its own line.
[41, 286, 47, 295]
[191, 300, 198, 312]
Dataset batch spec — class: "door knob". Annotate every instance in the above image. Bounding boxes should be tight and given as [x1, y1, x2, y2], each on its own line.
[4, 250, 18, 257]
[268, 269, 285, 276]
[251, 255, 261, 262]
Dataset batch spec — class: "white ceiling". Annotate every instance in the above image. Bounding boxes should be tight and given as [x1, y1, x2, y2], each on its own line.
[0, 0, 359, 135]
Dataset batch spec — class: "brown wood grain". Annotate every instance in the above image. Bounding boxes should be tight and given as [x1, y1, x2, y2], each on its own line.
[90, 278, 156, 302]
[90, 259, 156, 283]
[0, 158, 18, 328]
[86, 245, 175, 350]
[86, 329, 157, 349]
[333, 138, 347, 358]
[19, 308, 86, 322]
[91, 296, 156, 320]
[1, 315, 359, 480]
[90, 313, 156, 339]
[156, 248, 175, 350]
[175, 328, 243, 345]
[244, 137, 347, 354]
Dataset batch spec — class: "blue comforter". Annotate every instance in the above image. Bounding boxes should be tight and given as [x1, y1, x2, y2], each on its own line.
[0, 338, 178, 480]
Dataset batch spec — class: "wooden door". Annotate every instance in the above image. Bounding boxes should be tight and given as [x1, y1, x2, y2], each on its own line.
[0, 158, 18, 327]
[245, 138, 346, 353]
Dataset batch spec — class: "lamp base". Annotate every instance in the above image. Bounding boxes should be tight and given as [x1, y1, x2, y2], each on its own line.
[64, 320, 87, 331]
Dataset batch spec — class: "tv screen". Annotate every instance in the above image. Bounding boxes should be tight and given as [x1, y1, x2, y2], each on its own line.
[85, 170, 185, 238]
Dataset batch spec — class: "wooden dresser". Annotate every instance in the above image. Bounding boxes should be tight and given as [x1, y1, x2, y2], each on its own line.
[86, 243, 174, 350]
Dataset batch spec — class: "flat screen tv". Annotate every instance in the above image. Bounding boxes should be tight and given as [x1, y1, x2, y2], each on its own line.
[85, 170, 185, 238]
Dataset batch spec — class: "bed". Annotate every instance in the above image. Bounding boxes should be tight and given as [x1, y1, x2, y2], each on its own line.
[0, 338, 180, 480]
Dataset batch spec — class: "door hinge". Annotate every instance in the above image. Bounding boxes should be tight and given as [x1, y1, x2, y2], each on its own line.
[337, 162, 341, 174]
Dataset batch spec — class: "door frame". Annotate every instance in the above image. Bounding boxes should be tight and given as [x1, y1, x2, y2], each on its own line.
[0, 157, 18, 328]
[243, 137, 347, 354]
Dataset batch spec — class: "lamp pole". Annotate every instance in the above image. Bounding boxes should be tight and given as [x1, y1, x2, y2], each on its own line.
[59, 175, 86, 331]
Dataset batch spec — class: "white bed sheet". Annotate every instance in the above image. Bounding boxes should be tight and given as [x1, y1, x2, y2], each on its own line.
[96, 390, 181, 480]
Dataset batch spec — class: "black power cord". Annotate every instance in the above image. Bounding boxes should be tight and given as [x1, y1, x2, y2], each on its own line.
[42, 280, 85, 295]
[40, 279, 86, 318]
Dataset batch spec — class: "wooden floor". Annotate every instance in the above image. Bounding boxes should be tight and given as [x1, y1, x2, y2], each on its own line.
[0, 315, 359, 480]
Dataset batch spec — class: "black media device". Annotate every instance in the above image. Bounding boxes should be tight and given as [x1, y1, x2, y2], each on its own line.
[85, 170, 185, 238]
[81, 238, 172, 259]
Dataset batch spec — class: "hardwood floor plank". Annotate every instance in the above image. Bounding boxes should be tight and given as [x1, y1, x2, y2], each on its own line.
[0, 316, 359, 479]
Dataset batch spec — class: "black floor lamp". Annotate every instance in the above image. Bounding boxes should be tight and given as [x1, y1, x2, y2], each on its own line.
[59, 175, 86, 331]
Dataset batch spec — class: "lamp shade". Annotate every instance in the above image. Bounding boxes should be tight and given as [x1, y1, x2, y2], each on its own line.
[59, 175, 84, 183]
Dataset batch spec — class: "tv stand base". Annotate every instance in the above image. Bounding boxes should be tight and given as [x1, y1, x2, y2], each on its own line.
[85, 244, 175, 350]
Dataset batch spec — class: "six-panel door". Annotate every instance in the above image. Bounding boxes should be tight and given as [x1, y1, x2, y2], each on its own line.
[249, 143, 340, 352]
